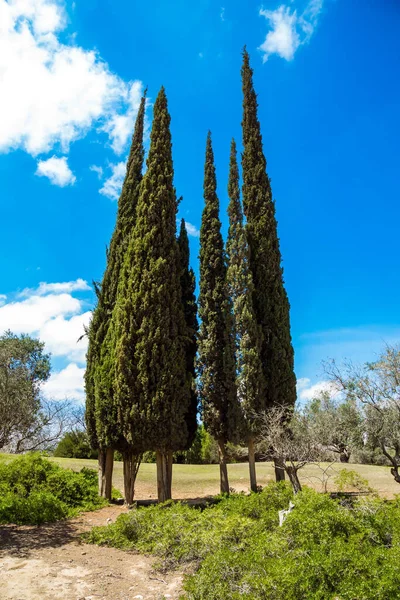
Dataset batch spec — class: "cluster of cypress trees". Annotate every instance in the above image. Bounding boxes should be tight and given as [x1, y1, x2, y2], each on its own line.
[85, 49, 296, 503]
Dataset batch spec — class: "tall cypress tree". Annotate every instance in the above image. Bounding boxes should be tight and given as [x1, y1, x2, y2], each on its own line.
[198, 132, 239, 494]
[226, 138, 265, 492]
[178, 218, 199, 450]
[241, 49, 296, 481]
[111, 87, 191, 502]
[85, 92, 146, 501]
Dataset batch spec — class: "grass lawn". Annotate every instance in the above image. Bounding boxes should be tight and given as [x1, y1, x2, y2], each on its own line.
[1, 453, 398, 498]
[51, 458, 399, 499]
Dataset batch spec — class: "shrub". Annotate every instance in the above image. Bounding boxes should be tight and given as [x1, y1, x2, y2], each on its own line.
[0, 453, 107, 525]
[87, 482, 400, 599]
[54, 430, 98, 459]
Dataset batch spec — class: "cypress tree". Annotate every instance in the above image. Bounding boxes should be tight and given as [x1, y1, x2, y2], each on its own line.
[178, 218, 199, 450]
[241, 49, 296, 481]
[111, 86, 191, 502]
[226, 138, 265, 492]
[198, 132, 239, 494]
[85, 92, 146, 501]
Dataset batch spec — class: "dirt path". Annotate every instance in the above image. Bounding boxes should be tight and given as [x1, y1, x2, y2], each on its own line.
[0, 505, 183, 600]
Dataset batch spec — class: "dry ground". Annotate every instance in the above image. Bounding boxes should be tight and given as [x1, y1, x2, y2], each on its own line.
[0, 504, 183, 600]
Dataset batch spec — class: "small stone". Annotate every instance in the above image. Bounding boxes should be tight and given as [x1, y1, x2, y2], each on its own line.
[81, 552, 87, 555]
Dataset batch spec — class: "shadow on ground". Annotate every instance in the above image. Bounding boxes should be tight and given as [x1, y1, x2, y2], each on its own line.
[0, 521, 79, 557]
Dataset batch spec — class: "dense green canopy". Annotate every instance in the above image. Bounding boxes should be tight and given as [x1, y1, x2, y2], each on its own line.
[241, 48, 296, 411]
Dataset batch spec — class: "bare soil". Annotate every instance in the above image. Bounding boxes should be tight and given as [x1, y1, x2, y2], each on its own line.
[0, 505, 183, 600]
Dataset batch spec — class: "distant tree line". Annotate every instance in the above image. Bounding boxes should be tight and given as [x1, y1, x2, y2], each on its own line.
[84, 48, 297, 504]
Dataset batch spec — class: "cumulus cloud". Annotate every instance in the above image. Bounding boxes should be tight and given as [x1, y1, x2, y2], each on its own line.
[43, 362, 85, 401]
[296, 377, 338, 401]
[0, 0, 143, 161]
[185, 221, 200, 238]
[19, 278, 90, 298]
[99, 162, 126, 200]
[36, 156, 76, 186]
[0, 294, 6, 306]
[259, 0, 324, 62]
[0, 279, 91, 362]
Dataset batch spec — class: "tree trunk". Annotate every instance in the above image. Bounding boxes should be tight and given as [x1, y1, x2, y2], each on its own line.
[286, 466, 302, 494]
[98, 448, 106, 497]
[248, 437, 258, 492]
[274, 457, 286, 482]
[339, 445, 350, 463]
[218, 439, 230, 494]
[156, 450, 173, 502]
[122, 450, 142, 505]
[104, 447, 114, 501]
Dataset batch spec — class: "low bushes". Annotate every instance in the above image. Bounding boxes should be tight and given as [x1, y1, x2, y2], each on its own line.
[0, 453, 107, 525]
[87, 482, 400, 599]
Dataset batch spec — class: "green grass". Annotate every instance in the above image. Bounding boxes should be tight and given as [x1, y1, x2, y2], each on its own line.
[1, 453, 398, 498]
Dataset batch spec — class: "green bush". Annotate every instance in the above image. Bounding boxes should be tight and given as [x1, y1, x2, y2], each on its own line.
[87, 483, 400, 599]
[54, 430, 98, 459]
[0, 453, 107, 525]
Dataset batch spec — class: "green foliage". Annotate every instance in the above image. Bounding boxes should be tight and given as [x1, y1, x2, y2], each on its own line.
[241, 49, 296, 411]
[226, 139, 265, 438]
[334, 469, 375, 493]
[54, 430, 98, 459]
[110, 87, 190, 452]
[178, 218, 199, 450]
[197, 132, 239, 445]
[0, 331, 51, 450]
[0, 454, 107, 525]
[86, 482, 293, 567]
[85, 93, 146, 451]
[87, 482, 400, 599]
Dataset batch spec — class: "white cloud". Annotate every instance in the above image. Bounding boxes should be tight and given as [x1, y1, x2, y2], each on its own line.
[0, 294, 6, 306]
[40, 311, 91, 362]
[0, 0, 143, 161]
[220, 7, 225, 21]
[0, 278, 92, 363]
[99, 162, 126, 200]
[296, 377, 338, 401]
[102, 80, 143, 155]
[36, 156, 76, 186]
[43, 362, 85, 401]
[185, 221, 200, 238]
[90, 165, 104, 180]
[259, 0, 324, 62]
[19, 278, 90, 297]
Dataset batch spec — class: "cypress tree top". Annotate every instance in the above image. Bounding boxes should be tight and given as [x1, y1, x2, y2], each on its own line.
[241, 48, 296, 410]
[111, 86, 191, 452]
[198, 132, 239, 444]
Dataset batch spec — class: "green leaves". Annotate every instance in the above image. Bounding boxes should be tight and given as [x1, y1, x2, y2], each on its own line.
[198, 133, 239, 444]
[241, 48, 296, 411]
[111, 87, 191, 452]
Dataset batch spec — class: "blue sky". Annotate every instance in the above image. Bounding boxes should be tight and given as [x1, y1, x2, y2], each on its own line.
[0, 0, 399, 402]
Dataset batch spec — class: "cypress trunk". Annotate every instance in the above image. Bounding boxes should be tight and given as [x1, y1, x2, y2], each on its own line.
[248, 437, 257, 492]
[156, 450, 173, 502]
[218, 439, 230, 494]
[122, 450, 142, 505]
